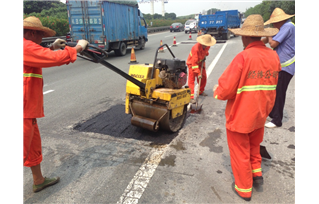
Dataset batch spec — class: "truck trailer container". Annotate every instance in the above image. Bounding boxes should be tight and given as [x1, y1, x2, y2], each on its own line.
[199, 10, 242, 40]
[66, 0, 148, 56]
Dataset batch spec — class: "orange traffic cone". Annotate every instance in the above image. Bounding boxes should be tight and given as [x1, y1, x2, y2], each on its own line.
[129, 47, 138, 64]
[172, 36, 177, 46]
[158, 40, 164, 52]
[188, 32, 192, 40]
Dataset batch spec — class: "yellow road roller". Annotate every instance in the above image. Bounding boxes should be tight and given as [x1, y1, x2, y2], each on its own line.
[68, 43, 191, 132]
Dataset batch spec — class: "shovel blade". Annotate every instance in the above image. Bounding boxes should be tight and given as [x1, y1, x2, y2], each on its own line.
[190, 103, 203, 114]
[260, 145, 271, 160]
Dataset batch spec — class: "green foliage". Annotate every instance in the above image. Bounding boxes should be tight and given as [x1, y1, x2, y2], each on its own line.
[245, 0, 295, 23]
[24, 13, 69, 37]
[23, 0, 62, 14]
[206, 8, 221, 15]
[23, 0, 69, 36]
[177, 14, 196, 20]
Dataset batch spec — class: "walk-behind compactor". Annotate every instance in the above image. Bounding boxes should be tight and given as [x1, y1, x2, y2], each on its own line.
[67, 43, 191, 132]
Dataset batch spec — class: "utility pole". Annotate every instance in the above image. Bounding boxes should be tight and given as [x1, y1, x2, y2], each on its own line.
[161, 0, 165, 16]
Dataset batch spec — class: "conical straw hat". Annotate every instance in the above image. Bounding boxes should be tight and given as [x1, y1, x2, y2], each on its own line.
[264, 8, 295, 25]
[228, 14, 278, 37]
[23, 16, 56, 37]
[196, 34, 216, 46]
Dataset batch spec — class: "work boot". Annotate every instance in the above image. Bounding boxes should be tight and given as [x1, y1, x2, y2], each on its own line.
[200, 91, 208, 96]
[190, 99, 196, 104]
[253, 176, 263, 192]
[253, 176, 264, 185]
[33, 177, 60, 193]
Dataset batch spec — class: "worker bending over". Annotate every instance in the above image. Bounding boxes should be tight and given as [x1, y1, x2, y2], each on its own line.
[213, 15, 281, 201]
[187, 34, 216, 103]
[23, 16, 88, 193]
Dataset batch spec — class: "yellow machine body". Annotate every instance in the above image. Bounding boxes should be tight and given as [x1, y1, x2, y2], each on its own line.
[125, 64, 191, 132]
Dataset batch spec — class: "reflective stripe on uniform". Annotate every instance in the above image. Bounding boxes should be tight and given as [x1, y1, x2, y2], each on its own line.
[192, 65, 199, 69]
[281, 55, 295, 67]
[214, 95, 218, 99]
[252, 168, 262, 173]
[280, 22, 295, 68]
[23, 73, 43, 79]
[237, 85, 276, 94]
[190, 51, 192, 56]
[235, 185, 252, 193]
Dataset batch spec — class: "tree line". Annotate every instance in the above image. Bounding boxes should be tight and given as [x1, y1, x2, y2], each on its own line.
[244, 1, 295, 23]
[24, 0, 69, 36]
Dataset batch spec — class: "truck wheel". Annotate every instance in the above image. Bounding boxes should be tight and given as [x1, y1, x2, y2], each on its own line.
[222, 32, 231, 40]
[136, 38, 145, 50]
[227, 32, 231, 39]
[115, 42, 127, 56]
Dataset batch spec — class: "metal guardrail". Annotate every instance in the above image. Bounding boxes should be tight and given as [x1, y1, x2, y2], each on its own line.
[41, 26, 170, 46]
[40, 36, 67, 47]
[147, 26, 170, 33]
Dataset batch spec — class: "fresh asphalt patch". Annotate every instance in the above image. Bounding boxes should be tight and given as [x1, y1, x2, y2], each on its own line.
[73, 104, 179, 145]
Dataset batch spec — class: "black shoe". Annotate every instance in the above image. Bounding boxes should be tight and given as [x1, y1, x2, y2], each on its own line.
[231, 182, 251, 201]
[253, 176, 264, 185]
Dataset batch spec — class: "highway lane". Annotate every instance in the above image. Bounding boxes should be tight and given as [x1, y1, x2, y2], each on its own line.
[23, 32, 295, 203]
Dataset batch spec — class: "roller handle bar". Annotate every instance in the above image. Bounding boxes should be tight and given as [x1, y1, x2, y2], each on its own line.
[66, 42, 146, 91]
[151, 44, 176, 79]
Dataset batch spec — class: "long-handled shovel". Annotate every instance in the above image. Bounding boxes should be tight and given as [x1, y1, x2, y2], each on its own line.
[190, 61, 204, 114]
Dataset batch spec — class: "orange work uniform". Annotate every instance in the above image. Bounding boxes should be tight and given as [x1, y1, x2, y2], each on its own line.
[186, 42, 210, 99]
[23, 38, 78, 167]
[214, 41, 281, 198]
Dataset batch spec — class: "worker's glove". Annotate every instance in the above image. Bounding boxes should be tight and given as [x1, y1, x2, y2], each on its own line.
[52, 38, 66, 50]
[77, 39, 89, 51]
[198, 75, 202, 79]
[202, 57, 206, 62]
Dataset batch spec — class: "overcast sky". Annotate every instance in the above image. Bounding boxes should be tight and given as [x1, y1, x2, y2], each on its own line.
[60, 0, 262, 17]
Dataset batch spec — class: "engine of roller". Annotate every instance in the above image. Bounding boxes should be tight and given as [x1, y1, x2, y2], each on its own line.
[156, 58, 188, 89]
[125, 58, 191, 133]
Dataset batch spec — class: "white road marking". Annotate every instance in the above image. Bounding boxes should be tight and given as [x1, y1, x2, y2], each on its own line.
[43, 90, 54, 95]
[206, 42, 228, 78]
[117, 145, 167, 204]
[117, 42, 227, 204]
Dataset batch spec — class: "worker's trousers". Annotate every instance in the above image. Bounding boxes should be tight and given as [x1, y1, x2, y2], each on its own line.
[226, 127, 264, 198]
[188, 67, 207, 99]
[24, 118, 43, 167]
[269, 70, 293, 127]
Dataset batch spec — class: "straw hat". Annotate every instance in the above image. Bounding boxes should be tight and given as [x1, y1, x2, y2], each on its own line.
[197, 34, 216, 46]
[264, 8, 295, 25]
[228, 14, 278, 37]
[23, 16, 56, 37]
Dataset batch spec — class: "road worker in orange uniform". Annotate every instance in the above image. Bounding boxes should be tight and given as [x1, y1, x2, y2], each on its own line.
[23, 16, 88, 193]
[187, 34, 216, 103]
[213, 15, 281, 201]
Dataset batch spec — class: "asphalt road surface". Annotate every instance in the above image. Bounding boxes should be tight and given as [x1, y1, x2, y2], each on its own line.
[23, 31, 295, 203]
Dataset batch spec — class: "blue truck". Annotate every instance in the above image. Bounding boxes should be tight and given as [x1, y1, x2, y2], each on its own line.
[198, 10, 242, 40]
[66, 0, 148, 56]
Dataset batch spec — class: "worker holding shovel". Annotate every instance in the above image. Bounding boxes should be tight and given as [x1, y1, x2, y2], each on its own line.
[213, 15, 281, 201]
[186, 34, 216, 104]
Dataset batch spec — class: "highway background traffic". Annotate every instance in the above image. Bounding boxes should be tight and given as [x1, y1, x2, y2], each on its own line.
[22, 30, 295, 203]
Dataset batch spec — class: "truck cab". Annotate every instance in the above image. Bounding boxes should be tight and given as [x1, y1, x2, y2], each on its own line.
[136, 10, 148, 50]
